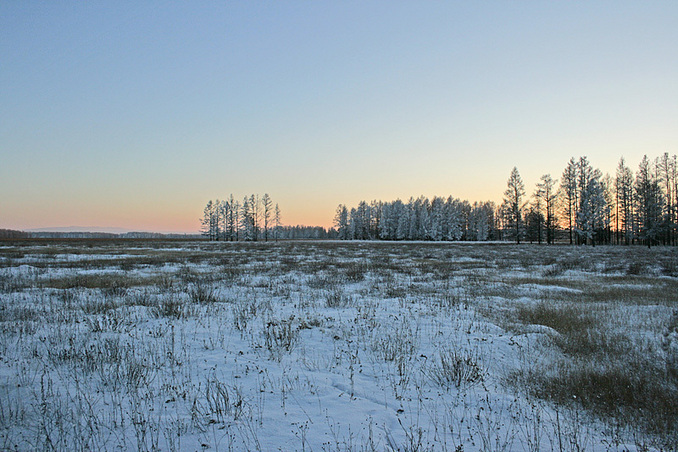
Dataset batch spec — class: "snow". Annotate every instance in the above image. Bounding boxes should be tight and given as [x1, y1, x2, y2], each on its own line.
[0, 241, 674, 451]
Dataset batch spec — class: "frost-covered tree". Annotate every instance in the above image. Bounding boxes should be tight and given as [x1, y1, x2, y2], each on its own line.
[635, 155, 664, 248]
[250, 195, 260, 241]
[217, 199, 229, 241]
[378, 200, 405, 240]
[570, 157, 611, 246]
[224, 195, 237, 241]
[201, 200, 215, 240]
[232, 199, 240, 241]
[525, 205, 545, 244]
[396, 200, 410, 240]
[615, 158, 634, 245]
[240, 196, 253, 241]
[412, 196, 430, 240]
[262, 193, 272, 242]
[378, 202, 393, 240]
[657, 153, 677, 245]
[528, 187, 544, 244]
[468, 201, 495, 241]
[559, 157, 579, 244]
[575, 159, 608, 246]
[348, 207, 358, 239]
[444, 197, 464, 241]
[575, 157, 593, 244]
[429, 196, 444, 241]
[200, 199, 227, 241]
[502, 167, 526, 243]
[334, 204, 350, 240]
[274, 203, 282, 241]
[352, 201, 371, 240]
[460, 200, 473, 240]
[536, 174, 558, 244]
[601, 173, 614, 244]
[671, 154, 678, 245]
[370, 200, 382, 239]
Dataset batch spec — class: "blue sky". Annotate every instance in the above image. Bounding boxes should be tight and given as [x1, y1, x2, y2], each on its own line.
[1, 1, 676, 231]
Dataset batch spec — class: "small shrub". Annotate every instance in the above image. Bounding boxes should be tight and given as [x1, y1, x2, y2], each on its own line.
[153, 295, 185, 319]
[188, 280, 219, 304]
[124, 356, 151, 392]
[85, 312, 131, 333]
[232, 298, 258, 331]
[81, 294, 120, 315]
[264, 317, 299, 357]
[157, 274, 176, 292]
[124, 288, 155, 307]
[324, 287, 351, 308]
[371, 321, 417, 362]
[205, 375, 243, 422]
[426, 348, 484, 389]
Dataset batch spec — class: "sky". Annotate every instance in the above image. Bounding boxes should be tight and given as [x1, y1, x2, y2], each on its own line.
[1, 1, 677, 232]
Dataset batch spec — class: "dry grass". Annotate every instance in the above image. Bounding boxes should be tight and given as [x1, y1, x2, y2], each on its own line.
[507, 297, 678, 449]
[0, 238, 676, 449]
[40, 273, 169, 291]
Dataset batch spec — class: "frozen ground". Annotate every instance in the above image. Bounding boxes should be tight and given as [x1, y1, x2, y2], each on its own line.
[0, 240, 676, 451]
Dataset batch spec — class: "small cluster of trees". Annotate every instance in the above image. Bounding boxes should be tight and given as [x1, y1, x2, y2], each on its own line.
[501, 168, 560, 245]
[334, 198, 498, 241]
[201, 194, 280, 241]
[0, 229, 29, 239]
[501, 153, 677, 247]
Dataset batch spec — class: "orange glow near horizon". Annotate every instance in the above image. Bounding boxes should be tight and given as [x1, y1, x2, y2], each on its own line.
[2, 154, 671, 234]
[2, 4, 676, 234]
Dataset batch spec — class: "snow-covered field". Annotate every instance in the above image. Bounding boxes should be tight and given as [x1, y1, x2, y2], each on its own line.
[0, 240, 676, 451]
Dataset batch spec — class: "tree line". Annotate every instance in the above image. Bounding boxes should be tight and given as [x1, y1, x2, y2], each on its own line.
[200, 196, 339, 241]
[334, 198, 498, 241]
[201, 194, 281, 241]
[335, 153, 677, 247]
[0, 229, 30, 239]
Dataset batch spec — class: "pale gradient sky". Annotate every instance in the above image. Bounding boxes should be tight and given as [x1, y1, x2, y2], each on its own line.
[2, 2, 676, 232]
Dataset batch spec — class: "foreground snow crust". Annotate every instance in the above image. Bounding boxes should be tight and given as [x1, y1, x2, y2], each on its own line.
[0, 241, 675, 451]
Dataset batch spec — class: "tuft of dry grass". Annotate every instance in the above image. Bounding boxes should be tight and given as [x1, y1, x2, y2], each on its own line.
[510, 299, 678, 450]
[425, 348, 484, 389]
